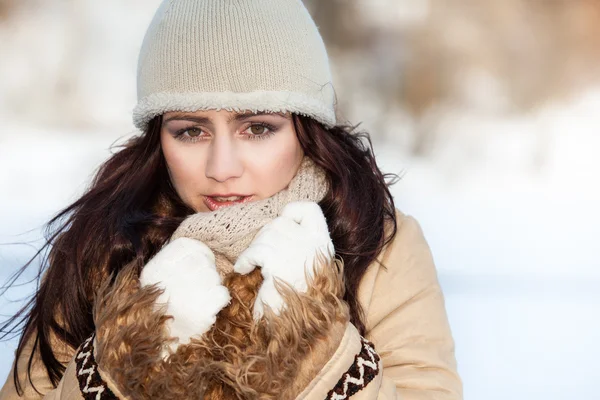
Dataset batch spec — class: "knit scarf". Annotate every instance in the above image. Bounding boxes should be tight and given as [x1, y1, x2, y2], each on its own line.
[170, 156, 329, 275]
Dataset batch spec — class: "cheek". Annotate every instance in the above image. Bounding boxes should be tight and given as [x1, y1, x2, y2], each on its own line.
[161, 136, 206, 201]
[245, 131, 304, 196]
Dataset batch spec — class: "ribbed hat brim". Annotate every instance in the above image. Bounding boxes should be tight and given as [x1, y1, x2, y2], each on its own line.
[133, 91, 336, 131]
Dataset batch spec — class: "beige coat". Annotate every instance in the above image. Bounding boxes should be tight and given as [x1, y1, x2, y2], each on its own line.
[0, 211, 463, 399]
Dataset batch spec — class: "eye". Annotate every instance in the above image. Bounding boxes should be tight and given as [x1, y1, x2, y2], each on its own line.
[242, 122, 277, 140]
[173, 127, 206, 143]
[249, 125, 267, 135]
[182, 128, 203, 137]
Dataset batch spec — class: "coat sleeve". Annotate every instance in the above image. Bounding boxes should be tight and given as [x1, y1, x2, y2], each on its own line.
[293, 321, 385, 400]
[0, 331, 132, 400]
[0, 332, 83, 400]
[296, 212, 462, 400]
[363, 212, 463, 399]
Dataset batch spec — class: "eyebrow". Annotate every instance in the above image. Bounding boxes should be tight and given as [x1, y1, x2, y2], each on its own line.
[162, 111, 289, 125]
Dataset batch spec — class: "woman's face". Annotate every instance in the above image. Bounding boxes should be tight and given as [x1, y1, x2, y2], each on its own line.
[160, 109, 304, 212]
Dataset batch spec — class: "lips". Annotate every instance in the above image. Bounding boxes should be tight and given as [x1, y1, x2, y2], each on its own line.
[204, 194, 254, 211]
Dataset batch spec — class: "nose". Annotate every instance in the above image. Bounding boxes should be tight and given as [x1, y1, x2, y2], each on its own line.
[204, 134, 243, 182]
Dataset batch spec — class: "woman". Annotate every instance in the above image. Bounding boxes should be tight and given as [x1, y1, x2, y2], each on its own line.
[0, 0, 462, 399]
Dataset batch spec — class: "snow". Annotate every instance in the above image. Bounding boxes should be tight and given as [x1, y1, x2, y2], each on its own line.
[376, 90, 600, 398]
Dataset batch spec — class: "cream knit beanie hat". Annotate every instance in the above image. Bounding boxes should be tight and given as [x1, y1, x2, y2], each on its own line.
[133, 0, 336, 131]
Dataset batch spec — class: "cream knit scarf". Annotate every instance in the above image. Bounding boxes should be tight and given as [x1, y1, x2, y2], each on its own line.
[170, 157, 329, 275]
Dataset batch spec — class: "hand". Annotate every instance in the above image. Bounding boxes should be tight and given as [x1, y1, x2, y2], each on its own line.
[140, 237, 231, 352]
[233, 201, 334, 319]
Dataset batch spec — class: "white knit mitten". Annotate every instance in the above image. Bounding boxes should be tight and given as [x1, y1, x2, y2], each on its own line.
[234, 201, 334, 319]
[140, 237, 231, 352]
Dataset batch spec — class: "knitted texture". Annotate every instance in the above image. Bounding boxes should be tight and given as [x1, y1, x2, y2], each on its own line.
[170, 157, 328, 270]
[133, 0, 336, 130]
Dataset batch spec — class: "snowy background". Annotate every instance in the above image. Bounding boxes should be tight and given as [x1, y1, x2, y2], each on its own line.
[1, 1, 599, 399]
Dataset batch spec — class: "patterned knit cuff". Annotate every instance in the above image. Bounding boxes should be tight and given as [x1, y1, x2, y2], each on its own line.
[75, 335, 120, 400]
[325, 336, 381, 399]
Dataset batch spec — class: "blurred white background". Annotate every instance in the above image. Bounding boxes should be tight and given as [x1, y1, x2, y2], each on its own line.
[1, 0, 599, 398]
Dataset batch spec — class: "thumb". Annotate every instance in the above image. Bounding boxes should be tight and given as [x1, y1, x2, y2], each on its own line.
[233, 243, 273, 275]
[281, 202, 329, 235]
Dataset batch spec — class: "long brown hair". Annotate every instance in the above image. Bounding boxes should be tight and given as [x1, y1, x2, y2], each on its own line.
[1, 114, 398, 393]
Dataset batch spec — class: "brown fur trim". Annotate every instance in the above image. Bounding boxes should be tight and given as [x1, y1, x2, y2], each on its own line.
[192, 255, 350, 400]
[93, 263, 212, 399]
[93, 255, 348, 400]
